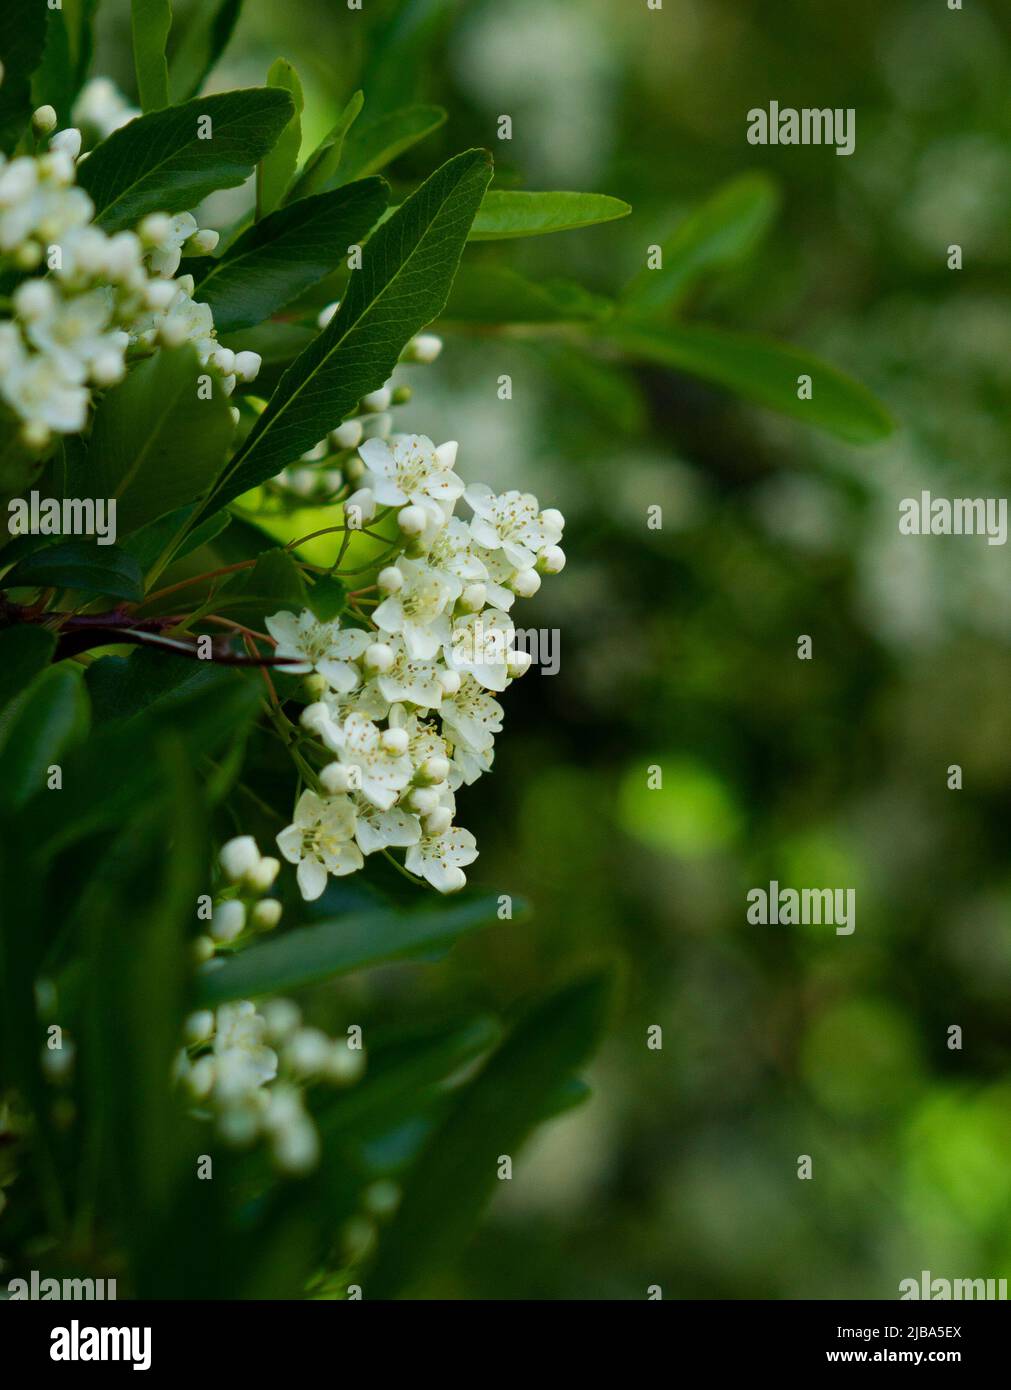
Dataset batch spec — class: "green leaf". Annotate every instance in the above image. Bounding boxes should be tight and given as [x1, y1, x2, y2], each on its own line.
[0, 626, 57, 715]
[131, 0, 172, 113]
[206, 148, 492, 511]
[195, 894, 515, 1005]
[167, 0, 242, 105]
[333, 103, 446, 186]
[256, 59, 303, 217]
[304, 572, 346, 622]
[83, 345, 235, 539]
[441, 265, 612, 325]
[622, 172, 779, 317]
[367, 972, 611, 1296]
[609, 323, 895, 444]
[192, 178, 389, 333]
[0, 0, 49, 151]
[77, 87, 295, 231]
[468, 189, 631, 241]
[220, 545, 306, 627]
[286, 88, 363, 203]
[122, 504, 230, 573]
[3, 540, 144, 601]
[0, 664, 89, 810]
[85, 647, 224, 724]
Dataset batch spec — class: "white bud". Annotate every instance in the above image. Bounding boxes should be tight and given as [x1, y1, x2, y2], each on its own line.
[364, 642, 394, 673]
[247, 856, 280, 892]
[261, 999, 301, 1042]
[377, 565, 403, 594]
[189, 228, 219, 254]
[540, 507, 565, 534]
[301, 702, 333, 735]
[210, 899, 246, 943]
[49, 127, 82, 160]
[273, 1117, 319, 1174]
[408, 787, 440, 816]
[219, 835, 260, 882]
[344, 487, 376, 522]
[538, 545, 566, 574]
[320, 761, 353, 794]
[381, 726, 409, 755]
[211, 346, 236, 375]
[434, 440, 458, 470]
[143, 278, 177, 311]
[14, 278, 55, 321]
[184, 1011, 215, 1045]
[139, 213, 173, 246]
[32, 105, 58, 136]
[397, 505, 427, 536]
[512, 568, 541, 598]
[437, 669, 461, 696]
[407, 333, 443, 364]
[330, 418, 363, 450]
[324, 1041, 365, 1084]
[360, 382, 393, 413]
[507, 649, 533, 679]
[422, 806, 453, 836]
[317, 300, 340, 329]
[193, 935, 215, 964]
[459, 582, 486, 613]
[285, 1028, 331, 1078]
[187, 1055, 216, 1101]
[251, 898, 283, 930]
[91, 350, 125, 387]
[418, 755, 450, 785]
[233, 350, 262, 382]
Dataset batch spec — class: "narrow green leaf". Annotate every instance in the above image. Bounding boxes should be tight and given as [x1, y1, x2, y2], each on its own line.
[206, 148, 492, 511]
[131, 0, 172, 113]
[333, 103, 446, 186]
[622, 172, 779, 316]
[286, 89, 363, 203]
[167, 0, 242, 105]
[441, 264, 612, 324]
[468, 189, 631, 241]
[0, 0, 49, 151]
[609, 323, 895, 444]
[0, 664, 89, 809]
[192, 178, 388, 333]
[257, 59, 303, 217]
[77, 87, 294, 231]
[3, 540, 144, 601]
[0, 626, 57, 715]
[367, 972, 611, 1296]
[82, 346, 234, 539]
[32, 0, 99, 125]
[195, 894, 515, 1004]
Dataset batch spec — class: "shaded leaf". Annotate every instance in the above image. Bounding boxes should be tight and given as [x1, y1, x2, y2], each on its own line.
[78, 87, 294, 231]
[609, 323, 895, 444]
[286, 89, 363, 203]
[0, 663, 89, 809]
[3, 539, 144, 601]
[0, 626, 57, 714]
[167, 0, 242, 104]
[257, 58, 303, 216]
[192, 178, 388, 333]
[333, 103, 446, 186]
[0, 0, 49, 151]
[131, 0, 172, 112]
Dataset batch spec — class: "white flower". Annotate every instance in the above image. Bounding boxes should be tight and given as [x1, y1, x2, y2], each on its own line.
[72, 78, 139, 139]
[427, 516, 488, 585]
[372, 556, 459, 660]
[1, 354, 88, 435]
[145, 211, 197, 278]
[465, 485, 551, 569]
[22, 287, 127, 385]
[276, 789, 362, 900]
[326, 712, 412, 811]
[446, 611, 515, 693]
[405, 827, 478, 893]
[354, 635, 444, 715]
[265, 610, 370, 692]
[358, 433, 464, 512]
[440, 674, 504, 754]
[353, 797, 422, 855]
[213, 1002, 278, 1101]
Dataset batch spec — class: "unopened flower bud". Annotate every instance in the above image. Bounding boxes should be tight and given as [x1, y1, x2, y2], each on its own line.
[422, 806, 453, 836]
[437, 669, 461, 696]
[247, 856, 280, 892]
[49, 127, 82, 160]
[233, 350, 262, 382]
[538, 545, 566, 574]
[540, 507, 565, 534]
[418, 755, 450, 785]
[381, 727, 409, 756]
[512, 568, 541, 598]
[286, 1028, 331, 1078]
[219, 835, 260, 881]
[251, 898, 282, 930]
[330, 418, 363, 450]
[364, 642, 394, 673]
[210, 899, 246, 943]
[360, 382, 392, 412]
[408, 787, 440, 816]
[261, 999, 301, 1042]
[459, 582, 487, 613]
[406, 333, 442, 364]
[377, 566, 403, 594]
[188, 228, 219, 254]
[302, 673, 328, 701]
[32, 105, 58, 136]
[440, 866, 467, 893]
[139, 212, 173, 246]
[184, 1010, 215, 1045]
[397, 505, 427, 536]
[317, 300, 340, 329]
[344, 486, 376, 523]
[320, 761, 354, 794]
[507, 650, 533, 679]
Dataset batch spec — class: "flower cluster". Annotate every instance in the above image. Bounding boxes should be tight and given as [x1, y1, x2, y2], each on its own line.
[174, 998, 364, 1175]
[270, 433, 565, 899]
[0, 110, 259, 451]
[192, 835, 285, 962]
